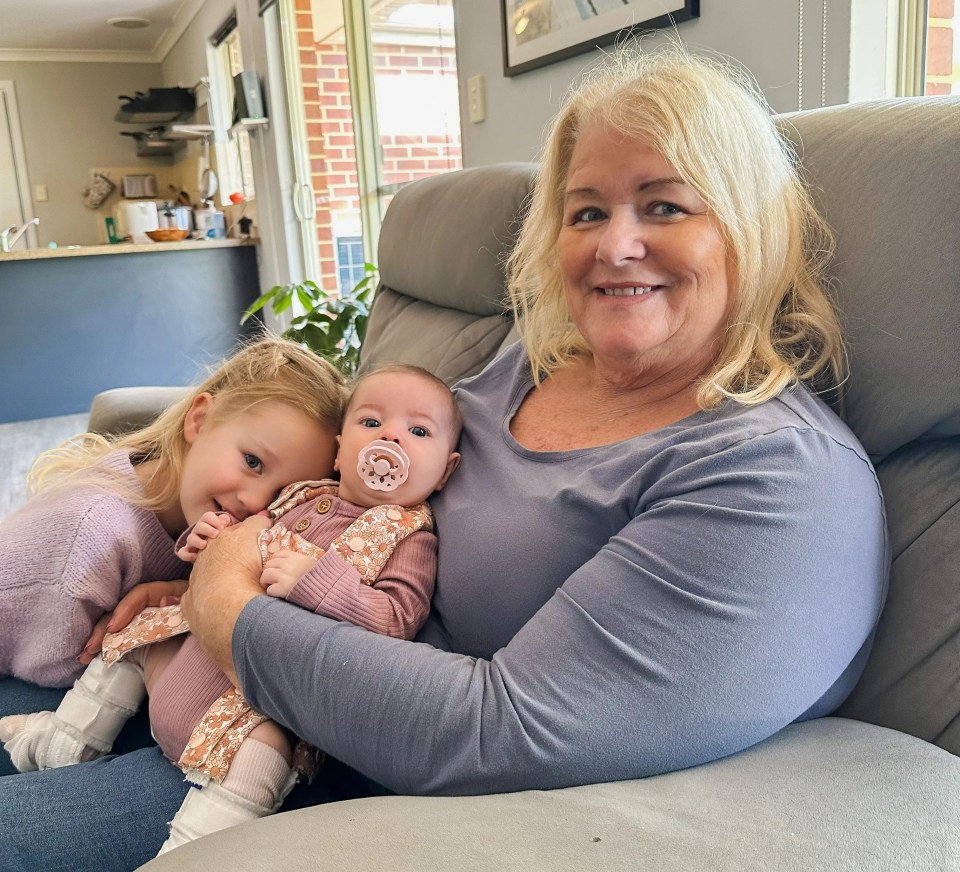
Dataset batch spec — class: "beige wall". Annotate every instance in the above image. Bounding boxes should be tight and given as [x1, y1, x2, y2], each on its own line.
[0, 60, 162, 246]
[453, 0, 893, 167]
[0, 0, 239, 248]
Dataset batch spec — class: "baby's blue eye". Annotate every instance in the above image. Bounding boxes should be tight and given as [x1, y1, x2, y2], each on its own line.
[244, 453, 262, 472]
[409, 426, 428, 438]
[361, 418, 380, 428]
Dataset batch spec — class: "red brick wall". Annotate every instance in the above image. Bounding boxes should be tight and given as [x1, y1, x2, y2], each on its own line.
[926, 2, 957, 96]
[295, 0, 461, 293]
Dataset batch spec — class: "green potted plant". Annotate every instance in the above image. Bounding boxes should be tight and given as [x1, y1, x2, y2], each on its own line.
[241, 263, 377, 377]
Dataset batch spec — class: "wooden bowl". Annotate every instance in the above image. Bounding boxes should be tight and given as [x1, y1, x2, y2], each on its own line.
[146, 228, 190, 242]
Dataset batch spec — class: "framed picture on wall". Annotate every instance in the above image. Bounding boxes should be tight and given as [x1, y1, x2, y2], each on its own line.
[501, 1, 700, 76]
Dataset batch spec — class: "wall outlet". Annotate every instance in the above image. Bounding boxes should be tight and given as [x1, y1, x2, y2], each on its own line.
[467, 74, 486, 124]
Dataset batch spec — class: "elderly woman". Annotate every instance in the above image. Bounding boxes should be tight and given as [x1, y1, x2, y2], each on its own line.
[0, 46, 887, 868]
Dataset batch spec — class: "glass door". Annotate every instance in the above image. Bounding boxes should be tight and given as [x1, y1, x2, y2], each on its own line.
[280, 0, 461, 294]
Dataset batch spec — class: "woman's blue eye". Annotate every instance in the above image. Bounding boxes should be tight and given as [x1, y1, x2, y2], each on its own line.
[409, 426, 428, 438]
[244, 453, 262, 472]
[361, 418, 380, 428]
[651, 202, 684, 217]
[572, 207, 605, 224]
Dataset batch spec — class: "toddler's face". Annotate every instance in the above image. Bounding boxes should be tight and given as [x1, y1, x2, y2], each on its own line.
[177, 396, 337, 529]
[336, 371, 459, 508]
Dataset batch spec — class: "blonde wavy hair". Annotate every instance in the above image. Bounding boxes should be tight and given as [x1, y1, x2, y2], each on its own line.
[508, 44, 845, 407]
[28, 335, 349, 510]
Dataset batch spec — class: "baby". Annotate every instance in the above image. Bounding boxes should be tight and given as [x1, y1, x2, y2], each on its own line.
[0, 363, 461, 856]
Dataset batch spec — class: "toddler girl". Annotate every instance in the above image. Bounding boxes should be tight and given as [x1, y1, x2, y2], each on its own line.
[0, 335, 345, 689]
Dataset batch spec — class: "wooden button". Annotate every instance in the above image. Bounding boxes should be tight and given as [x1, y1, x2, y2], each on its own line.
[386, 508, 403, 521]
[295, 519, 311, 532]
[348, 536, 366, 552]
[316, 498, 332, 514]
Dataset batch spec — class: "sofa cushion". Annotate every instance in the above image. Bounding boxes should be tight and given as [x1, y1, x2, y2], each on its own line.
[138, 718, 960, 871]
[359, 288, 513, 385]
[363, 163, 536, 384]
[838, 438, 960, 754]
[376, 162, 536, 316]
[778, 98, 960, 460]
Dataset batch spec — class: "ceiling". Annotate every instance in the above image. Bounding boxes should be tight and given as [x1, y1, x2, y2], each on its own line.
[0, 0, 204, 62]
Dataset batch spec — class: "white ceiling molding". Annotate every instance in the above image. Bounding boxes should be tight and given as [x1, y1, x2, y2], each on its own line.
[0, 1, 204, 64]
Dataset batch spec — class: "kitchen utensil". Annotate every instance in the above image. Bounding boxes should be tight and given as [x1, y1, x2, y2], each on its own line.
[116, 200, 159, 243]
[193, 208, 225, 239]
[200, 167, 219, 202]
[82, 173, 115, 209]
[157, 203, 193, 232]
[122, 174, 158, 198]
[146, 228, 190, 242]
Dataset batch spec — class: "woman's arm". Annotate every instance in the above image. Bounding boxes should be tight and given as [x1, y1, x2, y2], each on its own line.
[200, 430, 889, 796]
[180, 518, 267, 687]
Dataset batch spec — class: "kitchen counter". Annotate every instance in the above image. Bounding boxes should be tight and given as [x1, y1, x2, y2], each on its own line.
[0, 241, 263, 423]
[0, 238, 252, 261]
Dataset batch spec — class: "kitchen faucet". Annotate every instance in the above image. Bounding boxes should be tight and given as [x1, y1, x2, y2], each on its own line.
[1, 217, 40, 253]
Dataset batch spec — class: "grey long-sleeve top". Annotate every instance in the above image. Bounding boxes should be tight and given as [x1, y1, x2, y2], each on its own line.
[235, 342, 889, 796]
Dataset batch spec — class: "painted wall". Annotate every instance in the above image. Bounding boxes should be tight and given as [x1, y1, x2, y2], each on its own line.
[454, 1, 891, 167]
[0, 60, 161, 246]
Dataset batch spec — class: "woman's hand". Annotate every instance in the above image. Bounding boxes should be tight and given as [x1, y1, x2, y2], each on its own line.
[180, 516, 269, 687]
[79, 580, 188, 664]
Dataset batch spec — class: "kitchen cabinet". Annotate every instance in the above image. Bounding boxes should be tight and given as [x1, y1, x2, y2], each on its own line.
[0, 240, 262, 423]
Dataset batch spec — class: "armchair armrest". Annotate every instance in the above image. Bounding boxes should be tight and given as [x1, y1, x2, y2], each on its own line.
[88, 387, 189, 437]
[138, 719, 960, 871]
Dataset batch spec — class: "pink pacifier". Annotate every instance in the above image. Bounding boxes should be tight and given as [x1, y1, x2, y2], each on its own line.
[357, 440, 409, 492]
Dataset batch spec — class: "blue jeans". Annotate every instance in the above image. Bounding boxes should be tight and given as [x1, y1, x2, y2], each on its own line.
[0, 678, 387, 869]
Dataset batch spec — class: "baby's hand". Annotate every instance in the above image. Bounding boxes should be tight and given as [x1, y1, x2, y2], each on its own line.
[176, 511, 237, 562]
[260, 549, 321, 598]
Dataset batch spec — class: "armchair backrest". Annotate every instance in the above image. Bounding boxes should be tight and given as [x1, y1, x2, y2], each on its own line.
[367, 97, 960, 757]
[780, 98, 960, 755]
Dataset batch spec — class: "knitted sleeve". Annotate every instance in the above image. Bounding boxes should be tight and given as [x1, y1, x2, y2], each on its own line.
[284, 530, 436, 640]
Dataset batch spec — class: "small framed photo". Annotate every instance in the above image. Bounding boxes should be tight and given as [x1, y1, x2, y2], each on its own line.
[501, 1, 700, 77]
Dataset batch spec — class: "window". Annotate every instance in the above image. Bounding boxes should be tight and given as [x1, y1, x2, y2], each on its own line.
[897, 0, 960, 95]
[335, 235, 367, 289]
[925, 0, 959, 93]
[279, 0, 461, 295]
[209, 19, 257, 202]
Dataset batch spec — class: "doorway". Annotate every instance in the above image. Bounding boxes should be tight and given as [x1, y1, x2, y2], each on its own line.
[0, 81, 38, 251]
[281, 0, 462, 294]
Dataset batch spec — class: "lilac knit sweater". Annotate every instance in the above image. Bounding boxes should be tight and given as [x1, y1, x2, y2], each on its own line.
[0, 451, 190, 687]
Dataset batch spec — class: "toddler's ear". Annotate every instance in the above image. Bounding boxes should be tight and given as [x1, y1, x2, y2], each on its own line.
[183, 392, 214, 443]
[332, 434, 342, 472]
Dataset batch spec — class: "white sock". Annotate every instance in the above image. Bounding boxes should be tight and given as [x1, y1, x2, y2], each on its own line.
[158, 739, 296, 856]
[0, 653, 145, 772]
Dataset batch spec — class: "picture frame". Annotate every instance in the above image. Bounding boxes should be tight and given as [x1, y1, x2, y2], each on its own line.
[501, 1, 700, 77]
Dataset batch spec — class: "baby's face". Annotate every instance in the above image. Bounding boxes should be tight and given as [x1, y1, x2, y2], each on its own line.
[335, 371, 459, 508]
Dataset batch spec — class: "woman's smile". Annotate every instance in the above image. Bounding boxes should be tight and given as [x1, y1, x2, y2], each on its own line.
[558, 123, 733, 382]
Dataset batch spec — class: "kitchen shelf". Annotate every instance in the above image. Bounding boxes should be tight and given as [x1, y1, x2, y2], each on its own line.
[166, 124, 215, 140]
[230, 117, 270, 135]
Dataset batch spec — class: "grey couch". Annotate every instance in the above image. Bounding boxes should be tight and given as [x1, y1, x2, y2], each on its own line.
[94, 96, 960, 870]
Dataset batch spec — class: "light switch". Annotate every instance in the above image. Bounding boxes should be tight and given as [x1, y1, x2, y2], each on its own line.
[34, 184, 48, 202]
[467, 75, 486, 124]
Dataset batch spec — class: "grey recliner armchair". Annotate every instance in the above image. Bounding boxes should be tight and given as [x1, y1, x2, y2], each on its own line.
[121, 96, 960, 870]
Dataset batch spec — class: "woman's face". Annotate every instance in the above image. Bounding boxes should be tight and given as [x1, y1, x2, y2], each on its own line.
[557, 123, 734, 386]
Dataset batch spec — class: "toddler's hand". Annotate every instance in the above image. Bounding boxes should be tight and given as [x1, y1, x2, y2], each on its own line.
[176, 511, 237, 562]
[260, 549, 321, 598]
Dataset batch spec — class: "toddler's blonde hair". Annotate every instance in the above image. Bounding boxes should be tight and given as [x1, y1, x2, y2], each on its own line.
[29, 335, 349, 511]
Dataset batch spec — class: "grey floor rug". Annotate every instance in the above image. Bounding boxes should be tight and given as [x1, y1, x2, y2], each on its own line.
[0, 412, 89, 521]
